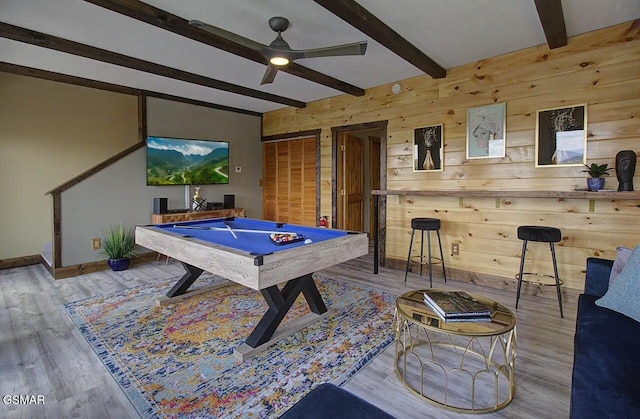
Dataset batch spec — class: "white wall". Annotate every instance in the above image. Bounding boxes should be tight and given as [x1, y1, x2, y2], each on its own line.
[60, 148, 174, 265]
[146, 97, 263, 217]
[0, 72, 138, 260]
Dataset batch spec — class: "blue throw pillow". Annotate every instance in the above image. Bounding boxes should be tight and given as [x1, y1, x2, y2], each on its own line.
[596, 245, 640, 322]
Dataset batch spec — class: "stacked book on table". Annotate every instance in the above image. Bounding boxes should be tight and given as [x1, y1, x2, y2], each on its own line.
[423, 290, 492, 322]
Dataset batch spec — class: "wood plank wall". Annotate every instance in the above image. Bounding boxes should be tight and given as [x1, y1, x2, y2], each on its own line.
[263, 21, 640, 294]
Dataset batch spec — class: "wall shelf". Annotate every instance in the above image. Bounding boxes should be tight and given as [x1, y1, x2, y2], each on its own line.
[371, 190, 640, 200]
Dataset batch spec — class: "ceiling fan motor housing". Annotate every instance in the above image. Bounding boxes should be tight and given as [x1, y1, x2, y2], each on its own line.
[268, 17, 290, 33]
[265, 17, 293, 64]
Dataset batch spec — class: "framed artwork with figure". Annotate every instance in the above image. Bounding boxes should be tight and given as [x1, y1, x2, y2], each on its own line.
[466, 103, 506, 159]
[536, 104, 587, 167]
[414, 124, 443, 172]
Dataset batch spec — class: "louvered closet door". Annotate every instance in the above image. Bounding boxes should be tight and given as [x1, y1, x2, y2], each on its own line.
[262, 142, 278, 221]
[262, 137, 317, 226]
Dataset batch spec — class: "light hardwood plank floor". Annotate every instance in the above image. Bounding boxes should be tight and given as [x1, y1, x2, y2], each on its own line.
[0, 252, 575, 418]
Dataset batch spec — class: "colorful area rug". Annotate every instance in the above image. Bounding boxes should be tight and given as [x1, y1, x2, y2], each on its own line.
[64, 275, 396, 418]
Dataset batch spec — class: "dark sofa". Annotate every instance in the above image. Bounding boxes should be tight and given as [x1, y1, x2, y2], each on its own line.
[570, 257, 640, 418]
[279, 383, 394, 418]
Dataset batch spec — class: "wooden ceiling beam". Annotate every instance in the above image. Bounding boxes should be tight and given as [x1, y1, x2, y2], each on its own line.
[312, 0, 446, 79]
[0, 61, 140, 96]
[534, 0, 568, 49]
[83, 0, 366, 96]
[0, 61, 262, 116]
[0, 22, 306, 108]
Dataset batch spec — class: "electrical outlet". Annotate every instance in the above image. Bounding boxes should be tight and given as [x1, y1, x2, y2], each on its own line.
[92, 238, 101, 250]
[451, 243, 459, 256]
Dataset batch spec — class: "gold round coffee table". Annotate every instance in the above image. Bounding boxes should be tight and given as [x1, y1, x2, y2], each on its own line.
[394, 289, 517, 414]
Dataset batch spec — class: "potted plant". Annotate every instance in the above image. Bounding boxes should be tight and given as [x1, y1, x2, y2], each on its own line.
[101, 225, 136, 271]
[581, 163, 612, 191]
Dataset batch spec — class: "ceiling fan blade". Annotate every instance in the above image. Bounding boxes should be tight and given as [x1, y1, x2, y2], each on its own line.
[189, 20, 265, 51]
[260, 64, 279, 85]
[298, 41, 367, 59]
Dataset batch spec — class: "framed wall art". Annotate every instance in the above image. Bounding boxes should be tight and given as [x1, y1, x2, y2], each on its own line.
[414, 124, 443, 172]
[536, 104, 587, 167]
[466, 102, 506, 159]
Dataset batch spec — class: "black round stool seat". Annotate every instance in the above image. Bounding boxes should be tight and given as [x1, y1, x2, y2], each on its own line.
[411, 218, 441, 231]
[517, 226, 561, 243]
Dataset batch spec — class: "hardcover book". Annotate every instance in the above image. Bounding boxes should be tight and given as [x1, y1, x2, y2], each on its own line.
[423, 290, 491, 321]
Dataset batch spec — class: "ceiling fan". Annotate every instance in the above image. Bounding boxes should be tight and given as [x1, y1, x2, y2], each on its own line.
[190, 17, 367, 85]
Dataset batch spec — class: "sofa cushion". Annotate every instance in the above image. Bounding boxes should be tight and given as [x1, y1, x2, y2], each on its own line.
[584, 258, 615, 298]
[571, 295, 640, 418]
[596, 245, 640, 322]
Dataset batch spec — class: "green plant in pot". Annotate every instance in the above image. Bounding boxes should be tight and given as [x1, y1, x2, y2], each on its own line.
[581, 163, 612, 191]
[101, 225, 136, 271]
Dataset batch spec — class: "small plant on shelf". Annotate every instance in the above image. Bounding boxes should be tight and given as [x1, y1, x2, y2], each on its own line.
[581, 163, 612, 191]
[581, 163, 612, 178]
[101, 225, 136, 271]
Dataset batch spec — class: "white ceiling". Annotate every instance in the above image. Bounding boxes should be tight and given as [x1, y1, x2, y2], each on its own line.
[1, 0, 639, 113]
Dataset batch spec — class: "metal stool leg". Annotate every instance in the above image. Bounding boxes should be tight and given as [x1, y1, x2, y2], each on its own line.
[427, 230, 433, 288]
[550, 242, 563, 318]
[419, 230, 425, 277]
[404, 229, 415, 282]
[516, 240, 527, 309]
[436, 230, 447, 283]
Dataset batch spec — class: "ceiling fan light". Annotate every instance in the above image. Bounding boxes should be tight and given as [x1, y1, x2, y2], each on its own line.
[269, 56, 290, 66]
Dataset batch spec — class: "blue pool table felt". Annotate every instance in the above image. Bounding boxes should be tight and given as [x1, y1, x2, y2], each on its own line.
[155, 218, 347, 256]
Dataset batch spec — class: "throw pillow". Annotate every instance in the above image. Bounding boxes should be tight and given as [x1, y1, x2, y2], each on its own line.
[596, 245, 640, 322]
[609, 246, 633, 286]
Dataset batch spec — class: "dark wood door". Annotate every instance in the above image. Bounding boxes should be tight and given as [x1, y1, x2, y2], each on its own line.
[338, 134, 364, 231]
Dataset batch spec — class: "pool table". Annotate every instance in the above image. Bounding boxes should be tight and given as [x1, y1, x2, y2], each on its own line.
[135, 217, 368, 350]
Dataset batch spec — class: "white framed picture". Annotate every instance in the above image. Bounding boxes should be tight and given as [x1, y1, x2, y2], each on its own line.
[466, 102, 506, 159]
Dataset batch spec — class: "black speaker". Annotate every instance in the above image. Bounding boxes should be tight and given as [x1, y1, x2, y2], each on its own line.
[223, 194, 235, 209]
[153, 197, 168, 214]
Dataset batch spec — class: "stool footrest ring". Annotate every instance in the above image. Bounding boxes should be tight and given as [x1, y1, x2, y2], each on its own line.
[515, 272, 564, 287]
[410, 256, 443, 265]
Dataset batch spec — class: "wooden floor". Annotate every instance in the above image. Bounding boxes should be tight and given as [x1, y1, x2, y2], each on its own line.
[0, 252, 576, 418]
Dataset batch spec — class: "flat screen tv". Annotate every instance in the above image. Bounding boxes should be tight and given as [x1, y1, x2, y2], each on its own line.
[146, 136, 229, 185]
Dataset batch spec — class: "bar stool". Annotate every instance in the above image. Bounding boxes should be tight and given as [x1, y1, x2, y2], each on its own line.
[515, 225, 563, 318]
[404, 218, 447, 287]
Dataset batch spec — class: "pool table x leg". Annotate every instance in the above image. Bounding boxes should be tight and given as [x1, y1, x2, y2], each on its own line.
[166, 262, 204, 297]
[246, 273, 328, 348]
[166, 263, 328, 349]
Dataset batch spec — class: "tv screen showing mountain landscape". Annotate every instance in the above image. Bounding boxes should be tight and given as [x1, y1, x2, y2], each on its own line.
[146, 136, 229, 185]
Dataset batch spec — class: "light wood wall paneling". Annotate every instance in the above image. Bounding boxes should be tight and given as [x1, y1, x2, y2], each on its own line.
[384, 194, 638, 289]
[263, 21, 640, 292]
